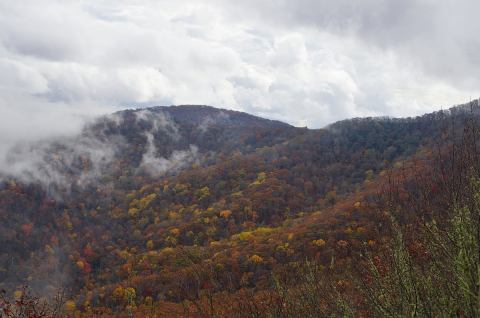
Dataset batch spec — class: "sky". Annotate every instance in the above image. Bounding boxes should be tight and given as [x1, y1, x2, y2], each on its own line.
[0, 0, 479, 150]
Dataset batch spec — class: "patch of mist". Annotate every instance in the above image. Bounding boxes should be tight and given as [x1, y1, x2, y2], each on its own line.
[0, 244, 71, 301]
[134, 109, 199, 177]
[0, 107, 202, 195]
[134, 108, 180, 141]
[138, 133, 198, 177]
[0, 114, 125, 198]
[26, 246, 72, 300]
[197, 111, 230, 133]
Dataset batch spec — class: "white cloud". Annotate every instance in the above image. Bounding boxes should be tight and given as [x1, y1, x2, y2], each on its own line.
[0, 0, 478, 151]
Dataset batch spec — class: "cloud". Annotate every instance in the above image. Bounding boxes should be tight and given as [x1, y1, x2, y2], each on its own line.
[223, 0, 480, 91]
[135, 109, 199, 177]
[139, 133, 198, 177]
[0, 0, 478, 146]
[197, 111, 230, 133]
[134, 109, 180, 140]
[1, 116, 123, 197]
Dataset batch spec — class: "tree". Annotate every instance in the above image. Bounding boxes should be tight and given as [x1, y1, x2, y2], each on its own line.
[0, 286, 65, 318]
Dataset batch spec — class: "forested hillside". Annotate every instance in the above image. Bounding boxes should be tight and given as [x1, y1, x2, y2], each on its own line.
[1, 101, 479, 317]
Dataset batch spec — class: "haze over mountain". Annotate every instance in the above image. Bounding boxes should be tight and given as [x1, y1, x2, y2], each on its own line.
[0, 101, 456, 195]
[0, 105, 298, 193]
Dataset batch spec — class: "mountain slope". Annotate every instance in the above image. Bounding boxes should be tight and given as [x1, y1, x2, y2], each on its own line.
[0, 100, 478, 315]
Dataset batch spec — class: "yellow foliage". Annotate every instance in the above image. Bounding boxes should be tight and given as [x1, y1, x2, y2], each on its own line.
[312, 239, 326, 247]
[357, 226, 366, 234]
[232, 191, 243, 197]
[249, 254, 264, 264]
[138, 193, 157, 210]
[173, 183, 189, 193]
[204, 207, 215, 216]
[14, 290, 22, 299]
[254, 227, 274, 235]
[364, 169, 374, 182]
[126, 304, 137, 312]
[210, 241, 221, 247]
[144, 296, 153, 306]
[170, 228, 180, 236]
[161, 247, 174, 255]
[196, 186, 211, 200]
[125, 191, 136, 201]
[232, 227, 274, 240]
[128, 208, 139, 217]
[257, 172, 267, 182]
[64, 300, 76, 312]
[146, 240, 154, 250]
[118, 250, 130, 259]
[233, 231, 253, 241]
[168, 211, 179, 220]
[249, 172, 267, 187]
[124, 287, 136, 301]
[165, 236, 177, 246]
[147, 250, 158, 257]
[354, 201, 361, 208]
[112, 286, 124, 299]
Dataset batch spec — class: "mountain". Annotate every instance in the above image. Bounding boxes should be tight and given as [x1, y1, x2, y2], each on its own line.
[0, 100, 479, 317]
[94, 105, 299, 156]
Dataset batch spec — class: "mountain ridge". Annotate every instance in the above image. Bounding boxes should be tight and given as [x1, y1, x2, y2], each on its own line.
[1, 100, 479, 316]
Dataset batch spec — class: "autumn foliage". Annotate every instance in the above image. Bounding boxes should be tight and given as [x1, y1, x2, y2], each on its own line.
[1, 102, 480, 316]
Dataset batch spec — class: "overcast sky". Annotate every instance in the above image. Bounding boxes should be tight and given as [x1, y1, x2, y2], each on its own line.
[1, 0, 479, 148]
